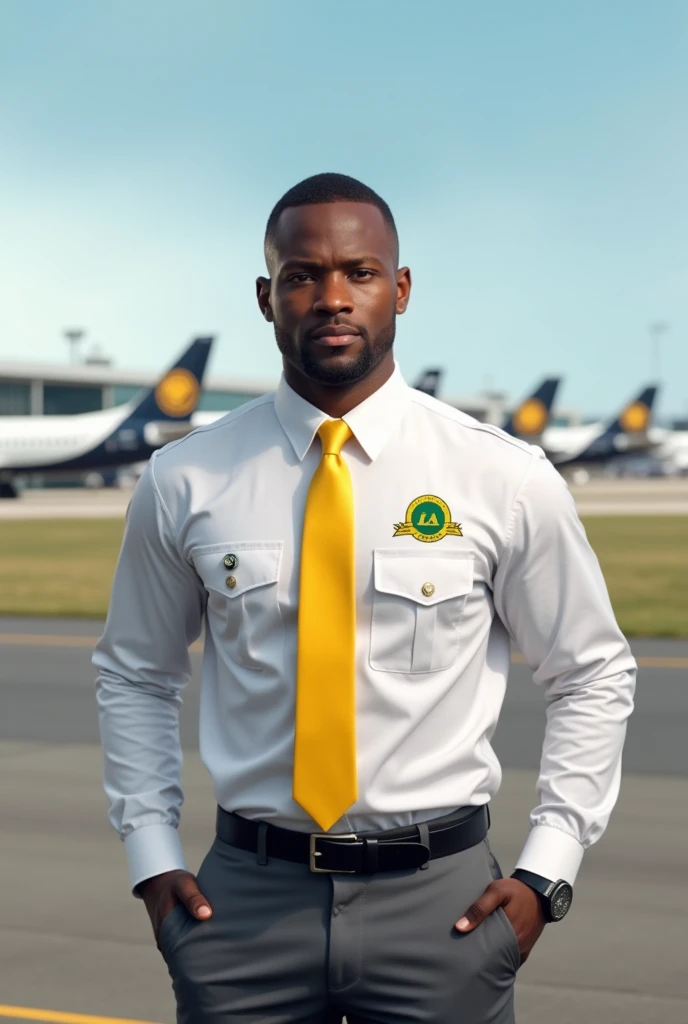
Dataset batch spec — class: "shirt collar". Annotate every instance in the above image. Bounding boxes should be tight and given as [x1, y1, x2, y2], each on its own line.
[274, 363, 411, 463]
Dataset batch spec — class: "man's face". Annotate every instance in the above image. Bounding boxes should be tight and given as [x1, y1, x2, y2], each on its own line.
[258, 202, 410, 387]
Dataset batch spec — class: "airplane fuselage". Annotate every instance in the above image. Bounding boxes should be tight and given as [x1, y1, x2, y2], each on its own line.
[0, 407, 127, 473]
[0, 336, 214, 488]
[0, 406, 196, 476]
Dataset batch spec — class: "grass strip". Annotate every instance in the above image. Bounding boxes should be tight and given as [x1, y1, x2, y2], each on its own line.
[0, 515, 686, 635]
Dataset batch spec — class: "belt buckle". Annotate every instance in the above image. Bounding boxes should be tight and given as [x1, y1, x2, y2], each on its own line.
[309, 832, 358, 873]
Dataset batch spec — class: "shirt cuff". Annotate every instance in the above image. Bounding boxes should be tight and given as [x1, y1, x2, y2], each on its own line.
[514, 824, 585, 884]
[124, 823, 187, 895]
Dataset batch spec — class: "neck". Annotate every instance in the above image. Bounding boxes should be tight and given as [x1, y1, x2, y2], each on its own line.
[283, 351, 395, 417]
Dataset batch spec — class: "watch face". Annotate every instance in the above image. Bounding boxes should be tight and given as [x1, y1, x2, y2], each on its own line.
[550, 882, 573, 921]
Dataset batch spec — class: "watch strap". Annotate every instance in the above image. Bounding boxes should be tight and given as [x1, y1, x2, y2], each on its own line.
[511, 869, 573, 922]
[511, 868, 555, 897]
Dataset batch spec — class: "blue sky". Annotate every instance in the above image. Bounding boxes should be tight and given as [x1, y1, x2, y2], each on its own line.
[1, 0, 686, 419]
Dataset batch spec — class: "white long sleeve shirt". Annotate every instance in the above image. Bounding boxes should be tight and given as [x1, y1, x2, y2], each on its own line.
[94, 365, 636, 892]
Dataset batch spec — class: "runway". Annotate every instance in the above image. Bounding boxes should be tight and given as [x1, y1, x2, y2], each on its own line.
[1, 619, 687, 1023]
[0, 489, 133, 520]
[1, 478, 688, 518]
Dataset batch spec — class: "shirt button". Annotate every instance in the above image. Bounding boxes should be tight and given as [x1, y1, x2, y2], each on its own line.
[223, 554, 238, 570]
[225, 575, 237, 589]
[421, 582, 435, 597]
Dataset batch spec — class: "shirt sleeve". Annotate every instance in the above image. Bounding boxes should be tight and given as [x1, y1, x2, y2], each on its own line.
[93, 455, 206, 893]
[492, 451, 636, 885]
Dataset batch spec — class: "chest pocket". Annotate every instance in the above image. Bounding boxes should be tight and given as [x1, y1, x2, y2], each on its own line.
[192, 541, 283, 672]
[370, 549, 474, 674]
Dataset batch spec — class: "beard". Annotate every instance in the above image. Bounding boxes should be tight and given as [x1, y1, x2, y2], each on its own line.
[274, 317, 396, 386]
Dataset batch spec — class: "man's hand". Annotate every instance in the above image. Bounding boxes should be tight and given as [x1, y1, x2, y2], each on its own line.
[138, 869, 212, 943]
[455, 878, 545, 964]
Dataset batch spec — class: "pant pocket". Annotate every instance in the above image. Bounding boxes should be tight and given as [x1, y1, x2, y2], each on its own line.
[157, 904, 191, 960]
[496, 906, 522, 971]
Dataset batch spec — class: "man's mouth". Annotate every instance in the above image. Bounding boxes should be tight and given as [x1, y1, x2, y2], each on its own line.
[309, 325, 362, 348]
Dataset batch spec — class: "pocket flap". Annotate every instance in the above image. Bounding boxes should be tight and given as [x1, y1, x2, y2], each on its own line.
[192, 541, 282, 598]
[373, 549, 474, 606]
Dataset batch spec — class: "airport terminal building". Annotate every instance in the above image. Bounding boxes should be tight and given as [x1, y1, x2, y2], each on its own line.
[0, 356, 510, 423]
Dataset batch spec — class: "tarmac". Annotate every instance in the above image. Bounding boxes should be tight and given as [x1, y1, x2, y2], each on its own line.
[1, 477, 688, 518]
[1, 619, 687, 1023]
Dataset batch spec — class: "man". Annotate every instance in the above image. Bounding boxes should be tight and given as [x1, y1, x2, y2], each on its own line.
[94, 172, 636, 1023]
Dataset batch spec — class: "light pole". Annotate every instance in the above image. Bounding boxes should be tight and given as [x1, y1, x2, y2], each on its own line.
[648, 321, 669, 381]
[64, 328, 85, 364]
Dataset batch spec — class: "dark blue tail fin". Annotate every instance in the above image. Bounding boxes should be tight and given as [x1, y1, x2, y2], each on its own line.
[413, 368, 443, 397]
[602, 385, 658, 437]
[503, 377, 561, 437]
[130, 336, 214, 421]
[566, 385, 658, 462]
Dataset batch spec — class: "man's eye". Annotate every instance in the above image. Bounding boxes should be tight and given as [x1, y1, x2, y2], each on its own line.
[352, 269, 374, 279]
[289, 273, 315, 283]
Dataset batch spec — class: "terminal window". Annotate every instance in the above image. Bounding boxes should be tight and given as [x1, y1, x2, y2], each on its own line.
[113, 384, 144, 406]
[112, 386, 262, 411]
[0, 381, 31, 415]
[43, 384, 104, 415]
[197, 390, 261, 411]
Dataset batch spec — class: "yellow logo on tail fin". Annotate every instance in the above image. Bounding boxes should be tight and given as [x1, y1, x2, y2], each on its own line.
[511, 397, 548, 436]
[619, 402, 650, 433]
[154, 368, 200, 418]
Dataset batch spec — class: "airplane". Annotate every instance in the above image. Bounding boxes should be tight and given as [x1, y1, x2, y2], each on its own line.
[543, 385, 659, 470]
[398, 372, 561, 439]
[647, 426, 688, 475]
[0, 336, 214, 498]
[412, 368, 444, 397]
[502, 378, 561, 439]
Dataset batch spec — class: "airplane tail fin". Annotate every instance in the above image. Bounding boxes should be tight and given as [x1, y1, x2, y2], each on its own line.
[503, 377, 561, 437]
[556, 384, 659, 465]
[413, 368, 444, 397]
[130, 336, 214, 422]
[606, 385, 658, 436]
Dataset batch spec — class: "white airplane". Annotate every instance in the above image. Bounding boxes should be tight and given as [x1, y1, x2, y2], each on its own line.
[0, 337, 214, 498]
[541, 385, 659, 470]
[647, 426, 688, 475]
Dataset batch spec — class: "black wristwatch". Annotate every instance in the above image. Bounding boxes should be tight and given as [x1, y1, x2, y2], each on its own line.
[510, 869, 573, 922]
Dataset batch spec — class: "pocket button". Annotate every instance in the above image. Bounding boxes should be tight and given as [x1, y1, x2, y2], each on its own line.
[421, 582, 435, 597]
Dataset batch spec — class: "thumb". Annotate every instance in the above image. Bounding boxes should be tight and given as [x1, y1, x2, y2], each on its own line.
[455, 883, 505, 933]
[174, 871, 213, 921]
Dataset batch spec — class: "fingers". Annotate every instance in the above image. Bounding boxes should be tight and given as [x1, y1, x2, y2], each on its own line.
[455, 882, 506, 932]
[173, 871, 213, 920]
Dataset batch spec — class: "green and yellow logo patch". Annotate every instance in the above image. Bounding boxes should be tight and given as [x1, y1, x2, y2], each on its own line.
[393, 495, 462, 543]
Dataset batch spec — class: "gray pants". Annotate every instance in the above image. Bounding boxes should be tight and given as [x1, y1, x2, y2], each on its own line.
[158, 830, 520, 1023]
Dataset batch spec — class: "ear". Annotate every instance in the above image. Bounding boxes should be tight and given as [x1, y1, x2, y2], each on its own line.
[395, 267, 412, 315]
[256, 277, 273, 322]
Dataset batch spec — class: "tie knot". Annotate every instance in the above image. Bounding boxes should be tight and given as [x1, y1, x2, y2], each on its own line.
[318, 419, 352, 456]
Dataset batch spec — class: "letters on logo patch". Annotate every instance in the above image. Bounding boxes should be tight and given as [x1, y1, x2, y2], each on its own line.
[393, 495, 462, 543]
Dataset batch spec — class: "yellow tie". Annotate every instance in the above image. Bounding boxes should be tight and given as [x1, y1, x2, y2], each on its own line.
[293, 419, 357, 831]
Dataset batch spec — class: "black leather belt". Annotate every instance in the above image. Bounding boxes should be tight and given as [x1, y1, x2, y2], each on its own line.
[216, 805, 489, 874]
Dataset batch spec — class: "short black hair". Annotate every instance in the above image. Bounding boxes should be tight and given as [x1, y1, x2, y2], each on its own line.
[264, 172, 398, 263]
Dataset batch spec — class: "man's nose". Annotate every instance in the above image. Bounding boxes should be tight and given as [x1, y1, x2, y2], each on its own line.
[312, 273, 354, 316]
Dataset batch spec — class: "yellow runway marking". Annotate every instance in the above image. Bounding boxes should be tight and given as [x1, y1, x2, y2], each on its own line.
[0, 1007, 162, 1024]
[0, 635, 685, 668]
